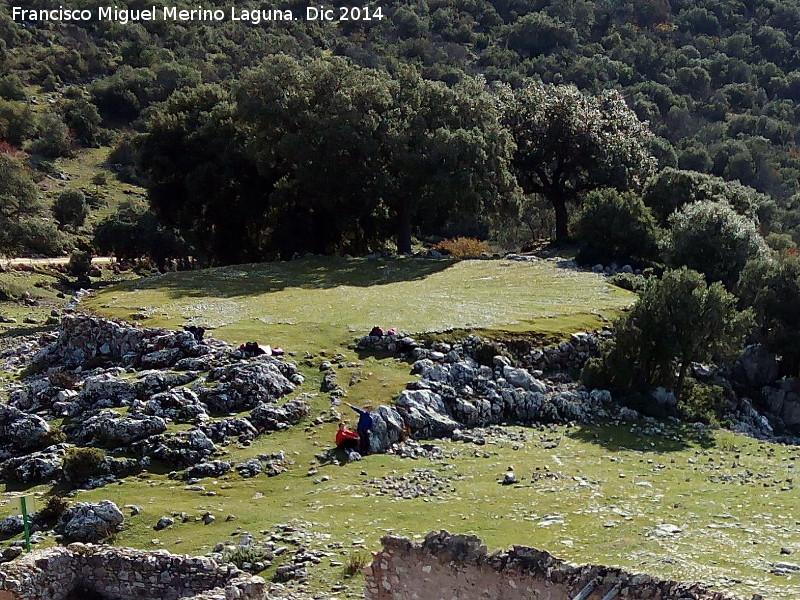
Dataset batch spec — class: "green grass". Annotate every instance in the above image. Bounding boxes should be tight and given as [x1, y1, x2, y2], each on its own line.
[83, 256, 632, 349]
[4, 257, 798, 599]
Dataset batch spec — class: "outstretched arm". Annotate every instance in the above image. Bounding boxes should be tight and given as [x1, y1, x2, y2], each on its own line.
[347, 402, 366, 416]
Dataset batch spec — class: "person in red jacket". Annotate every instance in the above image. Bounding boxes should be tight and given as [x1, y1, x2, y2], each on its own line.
[335, 422, 360, 451]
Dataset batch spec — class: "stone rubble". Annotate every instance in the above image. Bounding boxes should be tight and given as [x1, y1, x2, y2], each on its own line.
[0, 315, 310, 489]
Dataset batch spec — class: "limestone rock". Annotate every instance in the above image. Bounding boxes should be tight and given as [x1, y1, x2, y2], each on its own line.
[0, 443, 67, 484]
[131, 429, 216, 468]
[249, 399, 310, 432]
[66, 410, 167, 448]
[55, 500, 125, 543]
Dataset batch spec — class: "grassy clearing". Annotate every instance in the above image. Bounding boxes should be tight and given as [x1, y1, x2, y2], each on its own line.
[83, 256, 632, 350]
[3, 257, 798, 599]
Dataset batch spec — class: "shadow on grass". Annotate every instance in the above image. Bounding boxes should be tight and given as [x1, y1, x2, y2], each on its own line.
[0, 324, 55, 339]
[122, 256, 458, 300]
[566, 422, 716, 452]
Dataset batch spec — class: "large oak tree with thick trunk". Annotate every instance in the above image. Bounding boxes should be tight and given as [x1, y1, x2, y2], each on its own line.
[501, 83, 656, 243]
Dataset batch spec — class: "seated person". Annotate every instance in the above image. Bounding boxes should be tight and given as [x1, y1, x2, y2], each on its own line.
[335, 422, 360, 450]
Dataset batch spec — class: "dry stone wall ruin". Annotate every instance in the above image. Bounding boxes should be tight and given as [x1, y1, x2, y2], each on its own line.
[0, 543, 265, 600]
[365, 531, 743, 600]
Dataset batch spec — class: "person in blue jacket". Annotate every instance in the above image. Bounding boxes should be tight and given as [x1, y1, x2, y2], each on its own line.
[346, 402, 373, 455]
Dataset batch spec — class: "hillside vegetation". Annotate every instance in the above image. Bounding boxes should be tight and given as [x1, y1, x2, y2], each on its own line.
[2, 0, 800, 260]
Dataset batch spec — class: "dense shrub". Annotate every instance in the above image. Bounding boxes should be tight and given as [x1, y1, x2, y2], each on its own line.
[434, 237, 492, 258]
[608, 272, 647, 293]
[662, 200, 768, 290]
[52, 189, 88, 228]
[738, 252, 800, 376]
[29, 113, 72, 158]
[572, 189, 660, 265]
[0, 74, 25, 101]
[63, 447, 106, 484]
[0, 99, 36, 146]
[582, 268, 752, 401]
[67, 249, 92, 278]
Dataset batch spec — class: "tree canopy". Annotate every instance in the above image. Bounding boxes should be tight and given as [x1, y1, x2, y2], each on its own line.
[584, 267, 753, 400]
[140, 57, 519, 261]
[501, 83, 656, 242]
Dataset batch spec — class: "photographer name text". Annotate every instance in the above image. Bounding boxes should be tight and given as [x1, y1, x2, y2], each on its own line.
[11, 5, 384, 25]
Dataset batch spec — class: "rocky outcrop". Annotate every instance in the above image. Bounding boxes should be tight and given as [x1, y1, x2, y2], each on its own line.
[762, 377, 800, 430]
[131, 429, 216, 468]
[396, 355, 620, 439]
[366, 531, 743, 600]
[0, 404, 50, 460]
[37, 314, 210, 369]
[199, 417, 258, 443]
[199, 359, 300, 415]
[732, 344, 780, 389]
[1, 315, 308, 490]
[134, 388, 209, 423]
[0, 444, 67, 484]
[186, 460, 232, 480]
[0, 543, 265, 600]
[249, 399, 310, 431]
[65, 411, 167, 448]
[55, 500, 125, 543]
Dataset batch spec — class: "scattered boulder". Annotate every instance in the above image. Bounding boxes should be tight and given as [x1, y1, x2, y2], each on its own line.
[185, 460, 232, 480]
[236, 458, 263, 478]
[131, 429, 216, 468]
[65, 411, 167, 448]
[370, 405, 406, 453]
[55, 500, 124, 543]
[249, 400, 310, 432]
[154, 516, 175, 531]
[0, 444, 67, 484]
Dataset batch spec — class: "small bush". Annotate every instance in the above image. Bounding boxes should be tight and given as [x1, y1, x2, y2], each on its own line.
[53, 189, 89, 228]
[40, 428, 66, 447]
[608, 272, 647, 293]
[37, 495, 69, 526]
[67, 250, 92, 278]
[343, 550, 371, 578]
[63, 447, 106, 484]
[677, 380, 726, 425]
[223, 546, 269, 572]
[434, 237, 491, 258]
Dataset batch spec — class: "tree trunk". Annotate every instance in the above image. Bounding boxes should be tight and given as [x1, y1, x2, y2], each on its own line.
[676, 360, 691, 400]
[396, 202, 412, 254]
[551, 195, 570, 244]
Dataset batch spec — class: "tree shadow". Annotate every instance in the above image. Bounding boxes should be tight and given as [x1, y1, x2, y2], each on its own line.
[566, 421, 716, 453]
[121, 256, 458, 300]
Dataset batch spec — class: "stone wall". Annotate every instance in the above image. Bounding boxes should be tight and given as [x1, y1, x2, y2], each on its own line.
[365, 531, 740, 600]
[0, 544, 265, 600]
